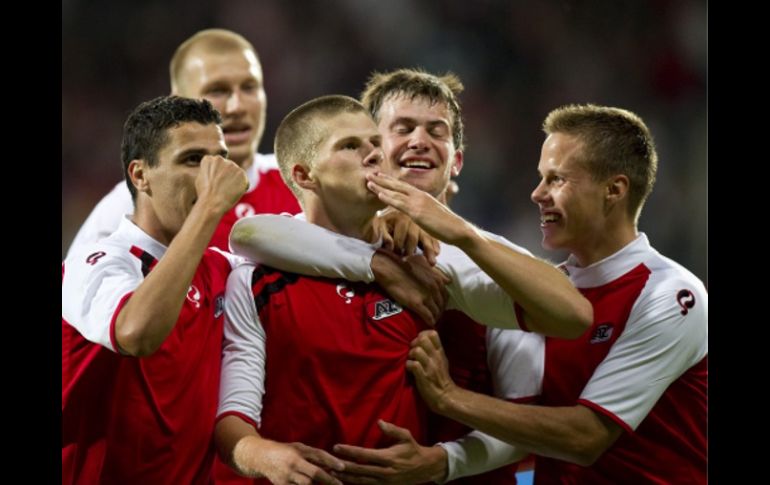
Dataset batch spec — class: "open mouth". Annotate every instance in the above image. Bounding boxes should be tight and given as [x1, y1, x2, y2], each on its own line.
[540, 212, 562, 225]
[399, 157, 436, 170]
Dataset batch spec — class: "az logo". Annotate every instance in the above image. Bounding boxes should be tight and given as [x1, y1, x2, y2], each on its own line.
[370, 299, 403, 321]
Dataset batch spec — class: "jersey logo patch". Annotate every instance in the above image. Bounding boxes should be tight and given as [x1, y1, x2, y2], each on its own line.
[336, 283, 355, 304]
[235, 203, 256, 219]
[676, 289, 696, 315]
[186, 285, 201, 309]
[214, 293, 225, 318]
[370, 299, 403, 320]
[86, 251, 106, 265]
[589, 323, 614, 344]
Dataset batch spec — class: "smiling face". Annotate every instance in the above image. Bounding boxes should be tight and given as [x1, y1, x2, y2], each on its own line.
[376, 95, 463, 198]
[531, 132, 609, 261]
[135, 122, 228, 242]
[176, 47, 265, 168]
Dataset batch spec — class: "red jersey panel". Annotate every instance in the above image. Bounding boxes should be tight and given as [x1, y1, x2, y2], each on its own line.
[62, 248, 231, 485]
[254, 267, 430, 449]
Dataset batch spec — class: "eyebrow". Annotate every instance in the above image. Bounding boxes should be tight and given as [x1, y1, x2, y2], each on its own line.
[176, 148, 228, 160]
[391, 116, 450, 129]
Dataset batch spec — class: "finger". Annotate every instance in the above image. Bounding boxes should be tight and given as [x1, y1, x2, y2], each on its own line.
[381, 231, 395, 251]
[332, 444, 393, 466]
[410, 329, 439, 349]
[377, 420, 414, 443]
[406, 359, 426, 381]
[432, 266, 452, 285]
[367, 182, 409, 212]
[424, 297, 441, 327]
[368, 172, 414, 193]
[421, 236, 438, 266]
[408, 345, 433, 370]
[392, 219, 408, 255]
[410, 304, 436, 328]
[403, 226, 420, 257]
[332, 471, 382, 484]
[292, 443, 345, 471]
[310, 468, 344, 485]
[427, 330, 444, 352]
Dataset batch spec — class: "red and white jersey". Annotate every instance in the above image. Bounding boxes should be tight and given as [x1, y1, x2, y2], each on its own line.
[535, 233, 708, 484]
[218, 262, 431, 457]
[66, 153, 300, 255]
[62, 217, 238, 485]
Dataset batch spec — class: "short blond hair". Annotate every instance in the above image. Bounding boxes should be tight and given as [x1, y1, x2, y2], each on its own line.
[169, 29, 257, 93]
[544, 104, 658, 223]
[361, 68, 465, 151]
[274, 95, 370, 202]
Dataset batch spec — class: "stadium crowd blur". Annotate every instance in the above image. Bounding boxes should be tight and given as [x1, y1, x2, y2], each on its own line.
[62, 0, 706, 282]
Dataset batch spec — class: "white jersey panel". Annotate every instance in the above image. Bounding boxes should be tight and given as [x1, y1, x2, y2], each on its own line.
[67, 181, 133, 256]
[579, 239, 708, 430]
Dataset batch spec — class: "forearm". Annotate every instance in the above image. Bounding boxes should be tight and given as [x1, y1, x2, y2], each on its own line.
[436, 387, 616, 466]
[215, 415, 267, 478]
[115, 203, 223, 356]
[456, 234, 591, 338]
[230, 215, 376, 281]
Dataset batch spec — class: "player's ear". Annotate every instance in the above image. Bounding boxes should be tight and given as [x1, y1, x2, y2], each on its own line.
[128, 159, 150, 195]
[450, 150, 463, 177]
[293, 163, 315, 190]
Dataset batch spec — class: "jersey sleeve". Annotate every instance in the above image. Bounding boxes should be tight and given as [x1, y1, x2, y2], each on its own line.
[439, 430, 528, 483]
[579, 273, 708, 430]
[228, 214, 377, 282]
[438, 233, 532, 330]
[486, 328, 544, 400]
[62, 243, 143, 352]
[217, 261, 268, 428]
[66, 181, 134, 256]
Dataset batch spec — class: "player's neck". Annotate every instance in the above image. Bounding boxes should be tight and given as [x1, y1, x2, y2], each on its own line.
[305, 200, 378, 243]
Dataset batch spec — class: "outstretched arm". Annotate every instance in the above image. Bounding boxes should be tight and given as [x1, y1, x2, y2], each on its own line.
[407, 330, 622, 466]
[366, 172, 592, 338]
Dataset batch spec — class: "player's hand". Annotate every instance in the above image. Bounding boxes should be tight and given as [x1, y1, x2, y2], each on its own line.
[195, 155, 249, 215]
[372, 208, 441, 265]
[406, 330, 457, 413]
[331, 420, 448, 484]
[366, 172, 477, 247]
[371, 251, 450, 326]
[242, 438, 343, 485]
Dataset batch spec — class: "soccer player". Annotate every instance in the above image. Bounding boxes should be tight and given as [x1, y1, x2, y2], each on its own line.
[67, 29, 300, 254]
[226, 69, 592, 483]
[62, 95, 249, 483]
[215, 95, 587, 484]
[377, 104, 708, 483]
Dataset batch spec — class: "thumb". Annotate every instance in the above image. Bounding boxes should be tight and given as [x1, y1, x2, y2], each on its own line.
[378, 419, 413, 442]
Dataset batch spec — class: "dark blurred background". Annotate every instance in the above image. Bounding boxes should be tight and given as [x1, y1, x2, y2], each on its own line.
[62, 0, 707, 282]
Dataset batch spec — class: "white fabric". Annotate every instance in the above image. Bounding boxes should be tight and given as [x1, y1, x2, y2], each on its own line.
[574, 234, 708, 430]
[229, 214, 379, 282]
[486, 329, 544, 400]
[229, 214, 530, 330]
[62, 217, 168, 351]
[439, 431, 528, 483]
[217, 261, 267, 427]
[67, 181, 134, 256]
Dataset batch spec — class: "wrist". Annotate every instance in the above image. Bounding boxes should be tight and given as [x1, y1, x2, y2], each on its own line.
[427, 445, 449, 484]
